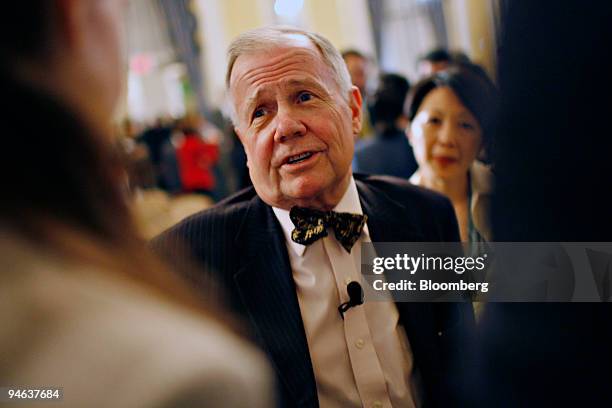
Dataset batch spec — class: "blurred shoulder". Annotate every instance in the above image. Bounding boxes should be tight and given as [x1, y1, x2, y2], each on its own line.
[0, 232, 274, 408]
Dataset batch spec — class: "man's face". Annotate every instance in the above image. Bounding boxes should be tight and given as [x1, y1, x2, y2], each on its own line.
[230, 37, 362, 210]
[343, 54, 367, 95]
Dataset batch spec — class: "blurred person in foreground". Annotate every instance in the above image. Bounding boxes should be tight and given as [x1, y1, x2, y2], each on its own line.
[472, 1, 612, 407]
[0, 1, 272, 407]
[405, 67, 498, 243]
[353, 73, 418, 179]
[155, 26, 473, 407]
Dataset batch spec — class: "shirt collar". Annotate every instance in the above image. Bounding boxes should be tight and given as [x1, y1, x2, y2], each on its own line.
[272, 176, 368, 257]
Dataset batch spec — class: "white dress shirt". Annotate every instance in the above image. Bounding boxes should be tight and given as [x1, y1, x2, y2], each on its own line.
[273, 177, 418, 408]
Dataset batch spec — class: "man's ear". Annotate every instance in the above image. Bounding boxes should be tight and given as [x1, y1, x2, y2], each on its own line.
[348, 85, 363, 135]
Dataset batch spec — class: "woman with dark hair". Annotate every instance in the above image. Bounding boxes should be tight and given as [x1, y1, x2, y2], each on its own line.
[0, 1, 272, 406]
[405, 66, 498, 242]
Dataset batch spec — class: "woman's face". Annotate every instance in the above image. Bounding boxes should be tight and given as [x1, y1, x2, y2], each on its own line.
[407, 86, 483, 180]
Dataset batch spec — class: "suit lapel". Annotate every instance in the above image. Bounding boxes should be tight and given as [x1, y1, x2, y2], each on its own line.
[232, 196, 318, 407]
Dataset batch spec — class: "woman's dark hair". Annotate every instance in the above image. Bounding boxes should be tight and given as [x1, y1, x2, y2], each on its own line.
[371, 73, 410, 130]
[404, 65, 498, 158]
[1, 2, 52, 61]
[1, 1, 137, 246]
[0, 71, 132, 241]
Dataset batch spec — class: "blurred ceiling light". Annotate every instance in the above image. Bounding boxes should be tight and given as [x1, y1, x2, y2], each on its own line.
[274, 0, 304, 18]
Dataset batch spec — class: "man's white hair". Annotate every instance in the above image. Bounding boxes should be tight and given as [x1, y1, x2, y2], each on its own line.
[224, 26, 353, 124]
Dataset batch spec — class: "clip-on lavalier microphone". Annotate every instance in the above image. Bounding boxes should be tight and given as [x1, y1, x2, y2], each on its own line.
[338, 281, 364, 319]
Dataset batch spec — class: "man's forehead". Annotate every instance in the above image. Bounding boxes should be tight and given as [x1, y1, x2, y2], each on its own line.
[229, 36, 324, 87]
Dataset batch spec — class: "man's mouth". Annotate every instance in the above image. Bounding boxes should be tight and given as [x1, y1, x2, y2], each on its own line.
[286, 151, 315, 165]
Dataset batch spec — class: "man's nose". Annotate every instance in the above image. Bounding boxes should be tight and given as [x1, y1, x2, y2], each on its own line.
[274, 108, 306, 143]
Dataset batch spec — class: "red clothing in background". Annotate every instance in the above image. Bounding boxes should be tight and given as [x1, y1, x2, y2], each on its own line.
[177, 135, 219, 192]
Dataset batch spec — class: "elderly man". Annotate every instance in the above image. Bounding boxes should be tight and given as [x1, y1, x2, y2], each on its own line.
[157, 26, 473, 408]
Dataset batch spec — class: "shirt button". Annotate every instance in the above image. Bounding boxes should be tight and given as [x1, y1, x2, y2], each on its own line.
[345, 277, 353, 285]
[355, 339, 365, 349]
[372, 401, 383, 408]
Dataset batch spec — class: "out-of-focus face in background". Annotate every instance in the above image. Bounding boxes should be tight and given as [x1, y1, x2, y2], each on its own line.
[229, 35, 362, 210]
[408, 86, 482, 180]
[417, 60, 450, 78]
[343, 54, 368, 96]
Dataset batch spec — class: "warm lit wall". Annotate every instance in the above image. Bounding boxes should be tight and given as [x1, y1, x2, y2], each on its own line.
[444, 0, 496, 77]
[193, 0, 375, 110]
[194, 0, 276, 109]
[304, 0, 375, 56]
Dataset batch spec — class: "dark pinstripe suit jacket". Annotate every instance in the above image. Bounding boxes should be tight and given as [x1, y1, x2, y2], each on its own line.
[154, 174, 474, 408]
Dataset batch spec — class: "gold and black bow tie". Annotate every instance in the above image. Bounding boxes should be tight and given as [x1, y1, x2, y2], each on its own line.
[289, 206, 368, 253]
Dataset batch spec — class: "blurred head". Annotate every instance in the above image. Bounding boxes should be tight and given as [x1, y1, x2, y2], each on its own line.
[342, 49, 368, 96]
[0, 1, 237, 333]
[417, 48, 452, 77]
[405, 67, 497, 181]
[371, 73, 410, 132]
[417, 48, 472, 78]
[0, 0, 128, 132]
[226, 26, 362, 210]
[0, 0, 132, 242]
[180, 113, 203, 135]
[0, 1, 215, 315]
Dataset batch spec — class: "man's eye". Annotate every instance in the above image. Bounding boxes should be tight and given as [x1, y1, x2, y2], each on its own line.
[427, 117, 442, 125]
[253, 108, 266, 119]
[460, 122, 475, 130]
[297, 92, 313, 103]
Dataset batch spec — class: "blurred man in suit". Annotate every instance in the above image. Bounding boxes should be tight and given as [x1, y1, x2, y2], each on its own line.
[353, 72, 418, 179]
[157, 26, 473, 408]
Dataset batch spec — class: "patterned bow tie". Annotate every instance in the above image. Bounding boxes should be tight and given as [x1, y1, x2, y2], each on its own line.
[289, 206, 368, 253]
